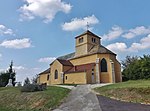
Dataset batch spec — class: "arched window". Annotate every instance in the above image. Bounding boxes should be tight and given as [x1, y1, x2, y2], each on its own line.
[54, 70, 58, 79]
[47, 75, 50, 81]
[100, 58, 107, 72]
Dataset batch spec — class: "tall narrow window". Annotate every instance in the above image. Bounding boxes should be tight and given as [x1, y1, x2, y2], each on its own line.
[47, 75, 50, 81]
[54, 70, 58, 79]
[100, 58, 107, 72]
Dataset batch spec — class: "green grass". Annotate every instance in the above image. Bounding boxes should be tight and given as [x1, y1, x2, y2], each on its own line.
[0, 86, 70, 111]
[94, 80, 150, 104]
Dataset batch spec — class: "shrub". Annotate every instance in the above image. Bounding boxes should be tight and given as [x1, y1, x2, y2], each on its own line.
[21, 83, 47, 92]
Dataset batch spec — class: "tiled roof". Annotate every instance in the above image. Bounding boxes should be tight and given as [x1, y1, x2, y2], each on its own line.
[75, 30, 101, 39]
[89, 45, 116, 55]
[57, 52, 75, 60]
[65, 63, 95, 74]
[39, 68, 50, 75]
[57, 59, 73, 66]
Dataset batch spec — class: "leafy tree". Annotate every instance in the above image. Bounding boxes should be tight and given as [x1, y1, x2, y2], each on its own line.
[0, 72, 10, 87]
[31, 75, 38, 84]
[122, 55, 150, 81]
[24, 77, 30, 86]
[121, 55, 138, 70]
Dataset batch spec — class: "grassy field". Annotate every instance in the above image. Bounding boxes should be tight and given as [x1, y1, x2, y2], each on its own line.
[94, 80, 150, 104]
[0, 86, 70, 111]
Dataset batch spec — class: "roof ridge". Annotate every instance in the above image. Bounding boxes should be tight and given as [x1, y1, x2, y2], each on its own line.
[75, 30, 101, 39]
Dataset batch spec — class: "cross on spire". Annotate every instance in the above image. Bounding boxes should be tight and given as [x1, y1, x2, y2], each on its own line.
[86, 22, 89, 30]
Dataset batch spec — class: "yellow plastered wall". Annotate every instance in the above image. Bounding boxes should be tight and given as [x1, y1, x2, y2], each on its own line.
[38, 73, 50, 85]
[70, 53, 119, 83]
[64, 72, 86, 84]
[70, 54, 97, 66]
[100, 73, 109, 83]
[75, 35, 88, 56]
[75, 34, 101, 57]
[86, 35, 100, 53]
[97, 54, 112, 83]
[114, 60, 122, 82]
[110, 55, 122, 82]
[50, 60, 63, 85]
[86, 67, 96, 84]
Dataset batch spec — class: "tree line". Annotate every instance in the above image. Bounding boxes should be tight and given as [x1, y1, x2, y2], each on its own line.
[122, 54, 150, 81]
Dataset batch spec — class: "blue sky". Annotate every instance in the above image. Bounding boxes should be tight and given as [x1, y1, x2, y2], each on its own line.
[0, 0, 150, 83]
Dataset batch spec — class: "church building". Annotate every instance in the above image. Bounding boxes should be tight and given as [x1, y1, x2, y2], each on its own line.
[38, 30, 122, 85]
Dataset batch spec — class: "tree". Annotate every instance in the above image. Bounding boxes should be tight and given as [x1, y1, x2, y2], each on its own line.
[0, 72, 10, 87]
[121, 55, 138, 70]
[24, 77, 30, 86]
[0, 61, 16, 87]
[31, 75, 38, 84]
[122, 55, 150, 81]
[8, 61, 16, 86]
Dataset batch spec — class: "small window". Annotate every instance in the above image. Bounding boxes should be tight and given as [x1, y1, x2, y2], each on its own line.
[54, 70, 58, 79]
[66, 76, 67, 80]
[92, 38, 96, 43]
[79, 37, 83, 43]
[47, 75, 50, 81]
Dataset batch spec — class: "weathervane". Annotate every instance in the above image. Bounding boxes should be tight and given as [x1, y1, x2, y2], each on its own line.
[86, 22, 89, 30]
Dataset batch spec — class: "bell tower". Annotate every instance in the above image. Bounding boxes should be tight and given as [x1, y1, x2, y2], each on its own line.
[75, 30, 101, 57]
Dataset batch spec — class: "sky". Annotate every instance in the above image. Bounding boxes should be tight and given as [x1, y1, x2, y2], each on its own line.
[0, 0, 150, 83]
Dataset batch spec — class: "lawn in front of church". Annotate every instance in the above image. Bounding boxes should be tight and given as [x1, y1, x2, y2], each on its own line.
[94, 80, 150, 104]
[0, 86, 70, 111]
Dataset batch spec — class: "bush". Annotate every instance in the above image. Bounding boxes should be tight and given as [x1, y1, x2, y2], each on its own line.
[21, 83, 47, 92]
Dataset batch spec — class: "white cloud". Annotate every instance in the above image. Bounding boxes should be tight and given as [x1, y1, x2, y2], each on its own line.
[0, 38, 32, 49]
[19, 0, 72, 23]
[38, 57, 56, 63]
[13, 66, 25, 70]
[15, 66, 41, 83]
[106, 42, 128, 53]
[129, 34, 150, 51]
[122, 26, 150, 39]
[62, 15, 99, 31]
[106, 34, 150, 53]
[0, 24, 14, 36]
[0, 68, 5, 72]
[102, 25, 123, 40]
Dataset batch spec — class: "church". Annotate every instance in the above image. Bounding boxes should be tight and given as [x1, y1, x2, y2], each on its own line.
[38, 30, 122, 85]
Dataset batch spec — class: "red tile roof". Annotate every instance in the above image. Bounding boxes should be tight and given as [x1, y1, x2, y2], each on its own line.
[57, 59, 73, 66]
[65, 63, 95, 74]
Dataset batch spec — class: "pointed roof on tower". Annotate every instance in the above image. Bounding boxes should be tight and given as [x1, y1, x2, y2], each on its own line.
[75, 30, 101, 39]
